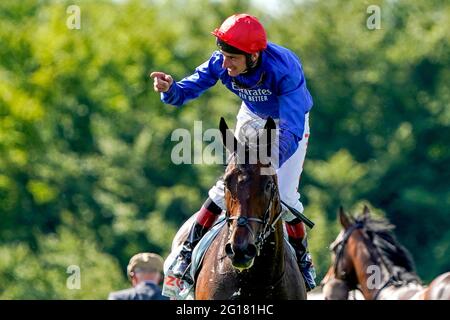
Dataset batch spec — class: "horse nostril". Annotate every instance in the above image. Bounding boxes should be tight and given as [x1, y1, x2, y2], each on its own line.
[225, 243, 234, 258]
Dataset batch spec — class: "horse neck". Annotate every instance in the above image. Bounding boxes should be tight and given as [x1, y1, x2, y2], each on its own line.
[349, 236, 393, 300]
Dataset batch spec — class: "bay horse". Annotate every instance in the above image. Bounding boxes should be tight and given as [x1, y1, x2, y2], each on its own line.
[321, 206, 450, 300]
[172, 117, 307, 300]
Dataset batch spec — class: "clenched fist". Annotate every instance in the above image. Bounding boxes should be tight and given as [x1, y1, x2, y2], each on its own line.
[150, 71, 174, 93]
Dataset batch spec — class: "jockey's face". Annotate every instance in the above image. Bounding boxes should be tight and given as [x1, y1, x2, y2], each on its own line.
[221, 51, 258, 77]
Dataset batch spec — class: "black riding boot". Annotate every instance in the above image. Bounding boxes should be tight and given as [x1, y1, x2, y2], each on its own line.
[172, 222, 209, 284]
[172, 198, 222, 284]
[289, 236, 317, 291]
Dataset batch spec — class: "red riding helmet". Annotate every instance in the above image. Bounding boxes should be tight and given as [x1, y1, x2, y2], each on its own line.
[211, 14, 267, 54]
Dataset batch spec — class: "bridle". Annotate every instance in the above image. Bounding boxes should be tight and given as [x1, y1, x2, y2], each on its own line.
[330, 220, 409, 299]
[331, 221, 364, 284]
[225, 178, 283, 253]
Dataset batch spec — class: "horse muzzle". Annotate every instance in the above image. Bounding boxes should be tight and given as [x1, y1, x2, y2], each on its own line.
[225, 242, 257, 270]
[322, 278, 350, 300]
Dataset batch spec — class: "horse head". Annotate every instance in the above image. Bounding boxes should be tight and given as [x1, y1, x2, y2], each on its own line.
[321, 206, 362, 299]
[219, 117, 281, 271]
[322, 205, 422, 300]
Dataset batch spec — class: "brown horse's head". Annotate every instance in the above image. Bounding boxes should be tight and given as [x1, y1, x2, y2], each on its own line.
[321, 207, 361, 299]
[321, 206, 362, 296]
[322, 205, 420, 300]
[219, 117, 281, 271]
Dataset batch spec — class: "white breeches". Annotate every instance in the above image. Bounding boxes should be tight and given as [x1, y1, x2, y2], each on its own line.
[208, 102, 310, 222]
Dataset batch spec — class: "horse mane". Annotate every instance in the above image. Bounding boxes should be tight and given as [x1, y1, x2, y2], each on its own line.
[355, 213, 421, 283]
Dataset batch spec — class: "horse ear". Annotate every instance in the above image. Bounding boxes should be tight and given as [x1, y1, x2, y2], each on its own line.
[266, 117, 276, 151]
[220, 117, 238, 154]
[219, 117, 228, 134]
[264, 117, 276, 131]
[338, 206, 352, 229]
[362, 204, 370, 220]
[259, 117, 276, 161]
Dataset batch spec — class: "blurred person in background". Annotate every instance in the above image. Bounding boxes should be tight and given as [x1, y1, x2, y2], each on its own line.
[108, 252, 169, 300]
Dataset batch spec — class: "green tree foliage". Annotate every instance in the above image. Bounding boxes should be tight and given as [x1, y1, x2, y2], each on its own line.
[0, 226, 126, 299]
[0, 0, 448, 298]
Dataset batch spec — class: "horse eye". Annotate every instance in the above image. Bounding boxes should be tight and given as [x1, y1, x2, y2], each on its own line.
[265, 181, 272, 192]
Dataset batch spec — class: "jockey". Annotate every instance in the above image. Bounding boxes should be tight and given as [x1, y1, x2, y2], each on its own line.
[150, 14, 316, 291]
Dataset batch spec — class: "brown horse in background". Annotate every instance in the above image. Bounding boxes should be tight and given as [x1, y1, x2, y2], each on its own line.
[321, 206, 450, 300]
[175, 117, 306, 300]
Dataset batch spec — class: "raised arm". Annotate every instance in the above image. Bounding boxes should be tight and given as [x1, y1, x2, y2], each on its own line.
[149, 51, 224, 107]
[150, 71, 174, 93]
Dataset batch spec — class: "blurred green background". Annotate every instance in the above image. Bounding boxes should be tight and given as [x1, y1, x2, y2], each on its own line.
[0, 0, 449, 299]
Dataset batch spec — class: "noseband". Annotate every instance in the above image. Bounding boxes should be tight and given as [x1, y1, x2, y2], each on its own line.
[225, 181, 282, 253]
